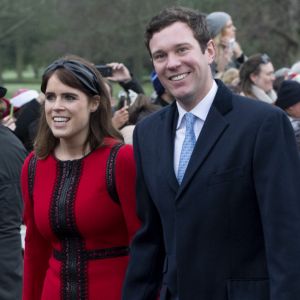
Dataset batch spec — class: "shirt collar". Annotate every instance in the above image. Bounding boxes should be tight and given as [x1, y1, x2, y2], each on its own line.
[176, 80, 218, 129]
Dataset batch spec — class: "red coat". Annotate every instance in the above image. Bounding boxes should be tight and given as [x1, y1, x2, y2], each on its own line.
[21, 140, 140, 300]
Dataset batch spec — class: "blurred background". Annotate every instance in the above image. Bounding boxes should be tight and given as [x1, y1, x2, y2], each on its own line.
[1, 0, 299, 97]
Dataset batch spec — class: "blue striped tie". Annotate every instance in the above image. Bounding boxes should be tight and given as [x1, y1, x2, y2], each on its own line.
[177, 113, 197, 184]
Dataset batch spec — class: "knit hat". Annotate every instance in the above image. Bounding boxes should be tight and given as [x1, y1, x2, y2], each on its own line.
[275, 80, 300, 110]
[206, 12, 231, 38]
[10, 88, 39, 108]
[150, 71, 165, 97]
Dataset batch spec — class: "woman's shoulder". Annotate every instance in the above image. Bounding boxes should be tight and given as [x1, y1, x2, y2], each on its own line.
[91, 138, 133, 162]
[23, 151, 36, 169]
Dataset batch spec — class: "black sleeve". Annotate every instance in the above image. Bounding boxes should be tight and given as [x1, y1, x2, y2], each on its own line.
[119, 78, 144, 94]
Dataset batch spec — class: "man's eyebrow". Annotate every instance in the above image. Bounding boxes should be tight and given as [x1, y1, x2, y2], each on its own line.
[152, 49, 164, 55]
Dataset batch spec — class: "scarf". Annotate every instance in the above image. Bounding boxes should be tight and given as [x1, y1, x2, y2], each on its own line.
[251, 85, 277, 104]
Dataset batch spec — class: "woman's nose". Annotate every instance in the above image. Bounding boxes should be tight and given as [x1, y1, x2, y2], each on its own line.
[52, 97, 64, 110]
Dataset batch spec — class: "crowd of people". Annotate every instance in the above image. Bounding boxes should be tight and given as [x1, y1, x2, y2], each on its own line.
[0, 5, 300, 300]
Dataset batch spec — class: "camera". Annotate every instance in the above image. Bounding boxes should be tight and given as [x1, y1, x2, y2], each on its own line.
[117, 89, 138, 109]
[96, 65, 113, 77]
[117, 91, 130, 109]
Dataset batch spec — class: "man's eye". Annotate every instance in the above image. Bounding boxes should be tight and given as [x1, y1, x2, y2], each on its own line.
[178, 47, 188, 54]
[153, 53, 165, 61]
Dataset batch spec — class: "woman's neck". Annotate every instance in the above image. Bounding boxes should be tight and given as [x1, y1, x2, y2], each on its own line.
[55, 140, 90, 161]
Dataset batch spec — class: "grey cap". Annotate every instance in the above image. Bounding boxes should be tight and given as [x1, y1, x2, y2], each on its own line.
[206, 12, 231, 38]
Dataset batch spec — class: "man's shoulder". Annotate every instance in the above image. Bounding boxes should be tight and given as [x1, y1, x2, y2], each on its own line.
[216, 80, 278, 112]
[222, 87, 280, 117]
[136, 104, 172, 128]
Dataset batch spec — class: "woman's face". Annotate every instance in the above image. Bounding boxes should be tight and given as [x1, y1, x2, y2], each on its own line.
[222, 18, 236, 40]
[44, 73, 98, 146]
[251, 62, 275, 93]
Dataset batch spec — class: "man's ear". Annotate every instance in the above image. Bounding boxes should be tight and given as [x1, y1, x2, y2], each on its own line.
[90, 95, 100, 112]
[206, 39, 216, 64]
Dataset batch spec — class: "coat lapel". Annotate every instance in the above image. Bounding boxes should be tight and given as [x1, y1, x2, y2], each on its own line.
[159, 102, 179, 193]
[176, 81, 233, 198]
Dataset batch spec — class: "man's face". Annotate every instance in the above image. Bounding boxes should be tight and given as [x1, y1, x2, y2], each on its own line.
[149, 21, 215, 111]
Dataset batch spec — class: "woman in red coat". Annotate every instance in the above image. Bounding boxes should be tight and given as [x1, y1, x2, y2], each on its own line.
[21, 55, 140, 300]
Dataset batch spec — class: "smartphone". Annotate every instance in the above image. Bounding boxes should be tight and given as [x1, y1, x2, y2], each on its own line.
[117, 91, 129, 109]
[96, 65, 113, 77]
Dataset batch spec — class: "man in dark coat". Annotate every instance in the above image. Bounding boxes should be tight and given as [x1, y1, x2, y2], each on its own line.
[0, 124, 27, 299]
[122, 6, 300, 300]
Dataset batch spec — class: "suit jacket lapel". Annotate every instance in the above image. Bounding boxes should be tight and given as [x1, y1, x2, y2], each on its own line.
[159, 102, 179, 193]
[177, 80, 233, 197]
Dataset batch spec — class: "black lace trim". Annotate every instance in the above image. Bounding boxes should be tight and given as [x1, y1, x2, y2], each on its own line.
[27, 154, 37, 202]
[53, 246, 129, 261]
[50, 159, 87, 300]
[106, 143, 123, 205]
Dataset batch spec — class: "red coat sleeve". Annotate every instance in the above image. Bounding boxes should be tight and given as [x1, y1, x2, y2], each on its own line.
[21, 153, 52, 300]
[115, 144, 141, 242]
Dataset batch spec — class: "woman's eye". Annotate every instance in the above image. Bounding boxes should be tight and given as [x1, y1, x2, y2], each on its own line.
[64, 94, 76, 101]
[45, 94, 55, 101]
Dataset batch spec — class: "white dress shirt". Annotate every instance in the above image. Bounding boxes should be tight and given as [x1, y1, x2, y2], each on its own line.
[174, 81, 218, 176]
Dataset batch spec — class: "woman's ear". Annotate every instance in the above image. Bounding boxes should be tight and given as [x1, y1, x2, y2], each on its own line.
[90, 95, 100, 112]
[249, 73, 257, 84]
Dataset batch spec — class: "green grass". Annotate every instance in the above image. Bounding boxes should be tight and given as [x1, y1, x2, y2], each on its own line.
[3, 82, 42, 98]
[2, 69, 154, 99]
[3, 81, 154, 99]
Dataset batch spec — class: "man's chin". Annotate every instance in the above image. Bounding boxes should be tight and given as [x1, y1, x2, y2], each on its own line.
[173, 91, 193, 102]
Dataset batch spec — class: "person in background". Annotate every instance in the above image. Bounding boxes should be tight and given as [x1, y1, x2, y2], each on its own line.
[122, 6, 300, 300]
[21, 55, 140, 300]
[0, 86, 6, 97]
[219, 67, 240, 93]
[120, 94, 161, 144]
[150, 70, 174, 107]
[0, 87, 16, 131]
[1, 88, 40, 135]
[239, 53, 277, 104]
[0, 123, 27, 300]
[106, 62, 144, 96]
[102, 62, 144, 130]
[206, 11, 246, 77]
[0, 86, 10, 119]
[288, 61, 300, 83]
[273, 67, 290, 93]
[275, 80, 300, 154]
[290, 61, 300, 75]
[103, 78, 130, 130]
[13, 91, 45, 152]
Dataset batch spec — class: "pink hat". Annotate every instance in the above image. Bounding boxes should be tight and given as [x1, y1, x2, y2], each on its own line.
[10, 88, 39, 108]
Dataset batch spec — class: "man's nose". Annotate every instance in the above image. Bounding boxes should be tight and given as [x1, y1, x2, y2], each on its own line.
[166, 53, 181, 70]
